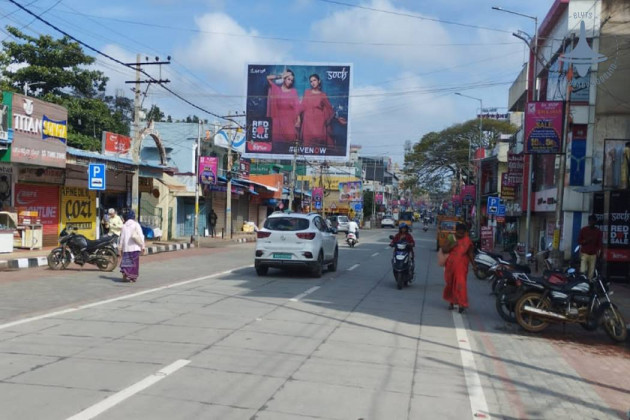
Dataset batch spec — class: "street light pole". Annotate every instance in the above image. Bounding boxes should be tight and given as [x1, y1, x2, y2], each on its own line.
[493, 6, 538, 255]
[193, 120, 202, 244]
[454, 92, 483, 237]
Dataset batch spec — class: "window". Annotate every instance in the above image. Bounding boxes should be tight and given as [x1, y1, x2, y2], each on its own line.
[264, 217, 309, 231]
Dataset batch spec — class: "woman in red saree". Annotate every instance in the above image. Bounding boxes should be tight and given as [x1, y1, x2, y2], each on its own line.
[266, 70, 300, 143]
[442, 223, 476, 313]
[299, 74, 335, 148]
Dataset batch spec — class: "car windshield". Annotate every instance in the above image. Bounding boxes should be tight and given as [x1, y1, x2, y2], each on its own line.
[338, 216, 349, 223]
[440, 221, 457, 231]
[264, 217, 310, 231]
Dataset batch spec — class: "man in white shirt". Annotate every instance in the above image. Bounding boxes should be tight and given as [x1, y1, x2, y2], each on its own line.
[107, 208, 124, 237]
[347, 219, 359, 242]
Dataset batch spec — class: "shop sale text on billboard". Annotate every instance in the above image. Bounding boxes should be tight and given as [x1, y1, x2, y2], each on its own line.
[244, 63, 351, 161]
[524, 101, 564, 154]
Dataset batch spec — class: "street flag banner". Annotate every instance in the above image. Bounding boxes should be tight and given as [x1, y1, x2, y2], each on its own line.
[524, 101, 564, 154]
[199, 156, 218, 185]
[244, 63, 351, 161]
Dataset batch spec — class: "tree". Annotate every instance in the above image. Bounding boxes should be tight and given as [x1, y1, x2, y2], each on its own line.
[362, 190, 374, 220]
[146, 104, 165, 122]
[0, 26, 107, 97]
[405, 118, 517, 190]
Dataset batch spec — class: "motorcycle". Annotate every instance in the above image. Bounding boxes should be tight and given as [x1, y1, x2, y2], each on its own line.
[346, 232, 357, 248]
[389, 235, 414, 290]
[422, 220, 429, 232]
[47, 228, 119, 272]
[513, 270, 627, 343]
[474, 247, 531, 280]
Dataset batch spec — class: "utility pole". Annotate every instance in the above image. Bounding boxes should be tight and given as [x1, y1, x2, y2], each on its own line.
[125, 54, 171, 216]
[193, 120, 202, 244]
[289, 138, 298, 212]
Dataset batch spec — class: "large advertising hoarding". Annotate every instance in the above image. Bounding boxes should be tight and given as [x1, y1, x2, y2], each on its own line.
[244, 64, 351, 161]
[338, 181, 362, 202]
[524, 101, 564, 154]
[10, 93, 67, 167]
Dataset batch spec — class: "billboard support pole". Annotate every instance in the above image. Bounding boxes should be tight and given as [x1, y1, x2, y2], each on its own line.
[193, 120, 202, 244]
[289, 138, 298, 212]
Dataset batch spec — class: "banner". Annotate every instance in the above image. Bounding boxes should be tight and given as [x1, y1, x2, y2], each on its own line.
[339, 181, 361, 202]
[480, 226, 494, 252]
[312, 187, 323, 210]
[102, 131, 132, 157]
[507, 152, 525, 184]
[525, 101, 564, 154]
[213, 126, 246, 153]
[60, 187, 96, 239]
[501, 173, 516, 201]
[607, 190, 630, 262]
[462, 185, 475, 205]
[199, 156, 218, 185]
[244, 63, 351, 161]
[375, 193, 383, 204]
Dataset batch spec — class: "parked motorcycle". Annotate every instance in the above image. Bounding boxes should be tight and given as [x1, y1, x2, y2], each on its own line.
[346, 232, 357, 248]
[513, 270, 627, 343]
[474, 247, 531, 280]
[47, 228, 119, 272]
[389, 235, 414, 290]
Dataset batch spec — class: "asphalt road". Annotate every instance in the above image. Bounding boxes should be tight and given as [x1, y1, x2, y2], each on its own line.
[0, 223, 628, 419]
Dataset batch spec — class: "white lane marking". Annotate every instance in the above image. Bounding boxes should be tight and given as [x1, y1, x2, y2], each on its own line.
[0, 267, 249, 331]
[453, 312, 490, 419]
[290, 286, 320, 302]
[67, 359, 190, 420]
[347, 264, 359, 271]
[371, 252, 379, 257]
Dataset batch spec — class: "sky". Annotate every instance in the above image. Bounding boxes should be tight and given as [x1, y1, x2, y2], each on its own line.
[0, 0, 555, 164]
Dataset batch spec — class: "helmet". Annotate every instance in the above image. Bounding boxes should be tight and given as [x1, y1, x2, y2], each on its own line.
[399, 223, 409, 232]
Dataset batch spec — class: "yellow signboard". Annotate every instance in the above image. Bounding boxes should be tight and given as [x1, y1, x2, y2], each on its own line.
[60, 187, 96, 239]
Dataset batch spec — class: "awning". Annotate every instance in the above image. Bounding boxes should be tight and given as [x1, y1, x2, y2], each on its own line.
[237, 178, 279, 192]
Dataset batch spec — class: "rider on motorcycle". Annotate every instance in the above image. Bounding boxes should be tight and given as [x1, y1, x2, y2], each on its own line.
[347, 218, 360, 242]
[390, 223, 415, 260]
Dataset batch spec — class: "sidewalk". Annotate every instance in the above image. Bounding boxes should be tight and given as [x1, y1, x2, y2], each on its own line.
[0, 232, 257, 271]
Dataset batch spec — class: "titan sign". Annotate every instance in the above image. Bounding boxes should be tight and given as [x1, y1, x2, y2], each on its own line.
[244, 63, 351, 161]
[9, 92, 67, 168]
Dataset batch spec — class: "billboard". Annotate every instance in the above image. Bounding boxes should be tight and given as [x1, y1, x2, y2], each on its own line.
[244, 63, 351, 161]
[199, 156, 218, 185]
[338, 181, 362, 202]
[524, 101, 564, 154]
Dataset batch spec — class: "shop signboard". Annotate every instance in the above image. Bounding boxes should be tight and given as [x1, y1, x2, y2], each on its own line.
[507, 152, 525, 184]
[480, 226, 494, 252]
[102, 131, 132, 157]
[501, 173, 516, 200]
[524, 101, 564, 154]
[244, 63, 351, 161]
[10, 93, 67, 168]
[60, 187, 96, 239]
[607, 190, 630, 262]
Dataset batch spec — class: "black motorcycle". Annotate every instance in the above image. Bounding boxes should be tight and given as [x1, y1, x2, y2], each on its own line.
[47, 228, 119, 272]
[389, 235, 414, 290]
[514, 271, 627, 343]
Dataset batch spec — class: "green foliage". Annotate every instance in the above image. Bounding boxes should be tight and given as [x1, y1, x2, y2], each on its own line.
[1, 26, 107, 97]
[405, 118, 517, 191]
[362, 190, 374, 219]
[146, 104, 165, 122]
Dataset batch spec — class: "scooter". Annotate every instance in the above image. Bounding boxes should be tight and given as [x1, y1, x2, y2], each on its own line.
[422, 220, 429, 232]
[346, 232, 357, 248]
[389, 235, 414, 290]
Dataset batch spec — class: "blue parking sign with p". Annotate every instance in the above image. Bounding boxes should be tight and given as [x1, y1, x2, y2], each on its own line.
[487, 196, 499, 215]
[88, 163, 106, 190]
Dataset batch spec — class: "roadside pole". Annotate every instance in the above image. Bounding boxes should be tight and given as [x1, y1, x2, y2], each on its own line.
[193, 120, 202, 244]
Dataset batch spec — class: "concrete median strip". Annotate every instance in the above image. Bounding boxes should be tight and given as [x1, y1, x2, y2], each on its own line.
[1, 243, 195, 270]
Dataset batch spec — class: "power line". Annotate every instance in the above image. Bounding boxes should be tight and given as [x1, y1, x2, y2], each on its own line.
[315, 0, 512, 34]
[6, 0, 235, 125]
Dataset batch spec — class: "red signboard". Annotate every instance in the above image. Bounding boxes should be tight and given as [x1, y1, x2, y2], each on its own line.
[480, 226, 494, 252]
[14, 183, 60, 239]
[102, 131, 132, 157]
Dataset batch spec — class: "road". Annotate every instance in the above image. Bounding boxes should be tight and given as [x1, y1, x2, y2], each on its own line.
[0, 224, 628, 419]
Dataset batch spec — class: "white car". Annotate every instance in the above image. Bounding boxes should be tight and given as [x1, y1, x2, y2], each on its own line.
[255, 212, 339, 277]
[381, 216, 396, 228]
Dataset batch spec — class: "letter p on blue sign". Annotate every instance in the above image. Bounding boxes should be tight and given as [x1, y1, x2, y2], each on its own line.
[88, 163, 106, 191]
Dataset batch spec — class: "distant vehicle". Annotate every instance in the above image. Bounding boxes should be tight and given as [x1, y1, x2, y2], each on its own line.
[398, 211, 414, 227]
[381, 215, 396, 228]
[329, 215, 350, 233]
[436, 216, 463, 251]
[255, 212, 338, 277]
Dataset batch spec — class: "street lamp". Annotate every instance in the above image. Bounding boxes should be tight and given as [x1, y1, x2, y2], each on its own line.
[454, 92, 483, 238]
[492, 6, 538, 256]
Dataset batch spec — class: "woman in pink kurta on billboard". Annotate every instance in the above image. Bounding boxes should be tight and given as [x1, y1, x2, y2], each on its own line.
[299, 74, 336, 148]
[266, 70, 300, 143]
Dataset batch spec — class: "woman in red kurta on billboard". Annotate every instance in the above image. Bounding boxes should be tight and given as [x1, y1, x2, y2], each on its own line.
[442, 223, 476, 313]
[266, 70, 300, 143]
[299, 73, 335, 148]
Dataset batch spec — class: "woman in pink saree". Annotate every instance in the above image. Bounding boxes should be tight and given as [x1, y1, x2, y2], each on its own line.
[299, 74, 335, 148]
[266, 70, 300, 143]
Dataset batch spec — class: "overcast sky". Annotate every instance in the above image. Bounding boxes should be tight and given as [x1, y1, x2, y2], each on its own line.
[1, 0, 554, 163]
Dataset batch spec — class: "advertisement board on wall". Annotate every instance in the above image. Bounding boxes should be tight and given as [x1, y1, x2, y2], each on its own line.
[10, 93, 67, 168]
[60, 187, 96, 239]
[338, 181, 361, 202]
[244, 63, 351, 161]
[102, 131, 132, 157]
[199, 156, 218, 185]
[525, 101, 564, 154]
[14, 183, 59, 243]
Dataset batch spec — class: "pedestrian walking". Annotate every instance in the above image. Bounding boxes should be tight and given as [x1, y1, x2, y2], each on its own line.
[442, 223, 476, 313]
[118, 210, 144, 282]
[577, 214, 602, 279]
[208, 209, 218, 237]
